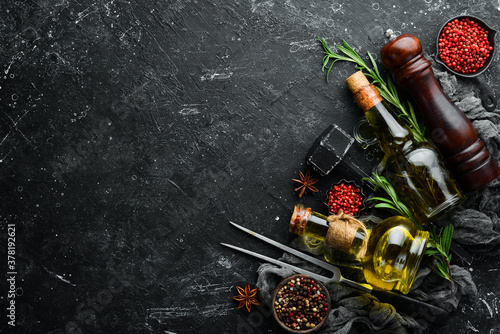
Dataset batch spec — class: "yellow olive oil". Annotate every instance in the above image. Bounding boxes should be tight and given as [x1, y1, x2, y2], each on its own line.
[346, 71, 464, 224]
[290, 204, 429, 294]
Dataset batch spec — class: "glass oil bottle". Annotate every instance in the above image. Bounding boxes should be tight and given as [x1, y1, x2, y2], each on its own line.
[290, 204, 429, 294]
[345, 71, 464, 224]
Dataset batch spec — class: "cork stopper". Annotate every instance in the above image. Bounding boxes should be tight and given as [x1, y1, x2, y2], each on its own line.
[345, 71, 383, 112]
[345, 71, 370, 92]
[289, 204, 311, 235]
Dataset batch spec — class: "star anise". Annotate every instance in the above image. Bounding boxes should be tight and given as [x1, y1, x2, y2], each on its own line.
[292, 170, 319, 198]
[233, 283, 260, 312]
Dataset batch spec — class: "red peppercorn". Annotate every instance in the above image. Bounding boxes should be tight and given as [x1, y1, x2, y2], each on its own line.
[326, 181, 364, 215]
[438, 18, 493, 74]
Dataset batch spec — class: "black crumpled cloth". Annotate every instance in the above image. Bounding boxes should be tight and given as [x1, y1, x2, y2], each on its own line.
[256, 67, 498, 333]
[435, 68, 500, 255]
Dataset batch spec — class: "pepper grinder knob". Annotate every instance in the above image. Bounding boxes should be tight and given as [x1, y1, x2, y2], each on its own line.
[380, 34, 500, 193]
[380, 33, 422, 70]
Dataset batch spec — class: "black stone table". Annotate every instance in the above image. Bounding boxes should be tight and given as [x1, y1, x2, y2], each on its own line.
[1, 1, 499, 333]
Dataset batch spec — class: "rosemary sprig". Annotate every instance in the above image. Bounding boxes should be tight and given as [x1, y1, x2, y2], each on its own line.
[317, 37, 427, 142]
[362, 173, 419, 228]
[363, 173, 453, 283]
[425, 225, 454, 291]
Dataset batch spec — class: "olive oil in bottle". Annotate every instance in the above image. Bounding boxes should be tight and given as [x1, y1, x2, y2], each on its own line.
[345, 71, 464, 224]
[290, 204, 429, 294]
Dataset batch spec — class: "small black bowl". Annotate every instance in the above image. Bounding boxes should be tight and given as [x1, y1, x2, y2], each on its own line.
[435, 15, 497, 111]
[272, 275, 331, 333]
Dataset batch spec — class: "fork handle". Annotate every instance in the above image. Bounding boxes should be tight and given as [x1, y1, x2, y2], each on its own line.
[370, 289, 449, 326]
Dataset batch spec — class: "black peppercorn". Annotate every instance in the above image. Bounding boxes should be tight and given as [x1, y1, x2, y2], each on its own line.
[273, 275, 330, 331]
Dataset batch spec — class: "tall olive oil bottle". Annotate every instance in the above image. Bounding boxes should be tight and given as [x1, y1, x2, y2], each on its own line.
[346, 71, 463, 224]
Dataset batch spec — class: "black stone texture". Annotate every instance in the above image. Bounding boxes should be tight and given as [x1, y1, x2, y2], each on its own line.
[1, 1, 499, 333]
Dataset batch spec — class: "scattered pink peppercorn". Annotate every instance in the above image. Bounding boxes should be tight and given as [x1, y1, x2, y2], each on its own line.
[438, 18, 493, 74]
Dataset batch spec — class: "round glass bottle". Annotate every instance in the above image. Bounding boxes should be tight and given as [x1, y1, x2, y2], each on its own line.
[290, 204, 429, 294]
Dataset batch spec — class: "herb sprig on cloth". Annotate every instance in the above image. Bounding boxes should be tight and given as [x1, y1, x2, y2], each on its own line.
[363, 173, 454, 284]
[426, 225, 454, 290]
[317, 37, 427, 142]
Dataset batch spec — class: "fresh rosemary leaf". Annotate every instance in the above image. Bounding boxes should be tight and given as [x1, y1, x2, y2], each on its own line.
[425, 249, 441, 256]
[337, 45, 359, 61]
[369, 196, 397, 204]
[442, 225, 454, 254]
[342, 39, 359, 55]
[377, 90, 394, 105]
[407, 102, 418, 124]
[425, 224, 454, 283]
[367, 52, 381, 78]
[374, 203, 399, 211]
[430, 264, 448, 279]
[387, 76, 400, 103]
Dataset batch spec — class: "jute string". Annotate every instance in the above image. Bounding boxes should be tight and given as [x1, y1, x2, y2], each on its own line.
[325, 211, 369, 259]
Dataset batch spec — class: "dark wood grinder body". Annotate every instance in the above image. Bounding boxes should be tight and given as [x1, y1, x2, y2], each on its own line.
[380, 34, 500, 194]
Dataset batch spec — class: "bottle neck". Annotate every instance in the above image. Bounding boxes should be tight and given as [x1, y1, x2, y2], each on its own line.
[365, 100, 409, 135]
[345, 71, 413, 154]
[365, 101, 413, 154]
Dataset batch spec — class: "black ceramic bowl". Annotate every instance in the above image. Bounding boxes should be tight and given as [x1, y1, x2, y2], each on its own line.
[272, 274, 331, 333]
[436, 15, 496, 77]
[324, 179, 366, 217]
[435, 15, 497, 111]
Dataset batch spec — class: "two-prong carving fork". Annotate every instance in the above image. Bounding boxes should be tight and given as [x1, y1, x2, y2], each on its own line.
[221, 221, 449, 326]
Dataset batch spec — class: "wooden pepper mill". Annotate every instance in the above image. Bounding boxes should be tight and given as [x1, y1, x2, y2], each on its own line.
[380, 34, 500, 193]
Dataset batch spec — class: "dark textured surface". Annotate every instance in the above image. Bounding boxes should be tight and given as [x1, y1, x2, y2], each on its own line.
[1, 1, 499, 333]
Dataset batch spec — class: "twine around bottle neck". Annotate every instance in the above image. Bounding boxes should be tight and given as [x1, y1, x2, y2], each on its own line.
[325, 211, 368, 259]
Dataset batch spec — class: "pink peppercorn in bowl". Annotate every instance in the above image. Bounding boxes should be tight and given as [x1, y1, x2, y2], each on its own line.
[272, 274, 331, 333]
[436, 15, 497, 111]
[324, 179, 365, 217]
